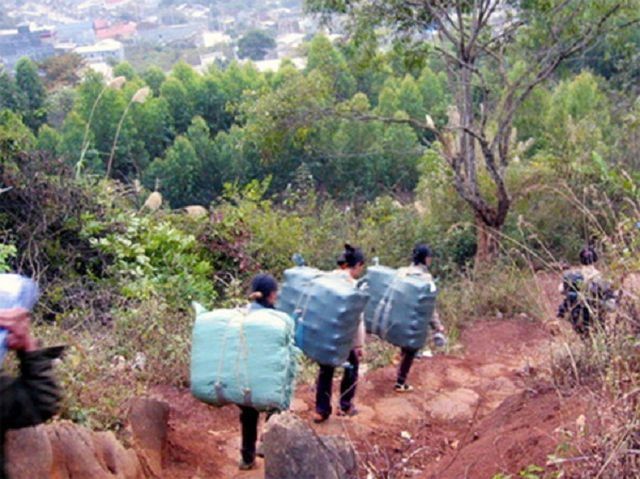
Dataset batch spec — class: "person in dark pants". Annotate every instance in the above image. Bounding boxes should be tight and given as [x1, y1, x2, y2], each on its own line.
[0, 307, 63, 479]
[313, 244, 366, 423]
[237, 274, 279, 470]
[394, 244, 445, 393]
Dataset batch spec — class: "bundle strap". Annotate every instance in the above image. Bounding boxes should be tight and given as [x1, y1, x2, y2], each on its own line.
[213, 311, 236, 403]
[373, 275, 400, 337]
[235, 310, 252, 407]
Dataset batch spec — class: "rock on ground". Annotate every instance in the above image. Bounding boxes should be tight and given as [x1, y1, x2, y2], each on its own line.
[263, 412, 357, 479]
[128, 397, 170, 477]
[6, 421, 142, 479]
[6, 397, 170, 479]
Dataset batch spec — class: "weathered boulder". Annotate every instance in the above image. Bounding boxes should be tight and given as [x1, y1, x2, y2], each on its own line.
[94, 431, 142, 479]
[5, 426, 52, 479]
[5, 398, 170, 479]
[6, 421, 143, 479]
[128, 397, 170, 478]
[263, 412, 357, 479]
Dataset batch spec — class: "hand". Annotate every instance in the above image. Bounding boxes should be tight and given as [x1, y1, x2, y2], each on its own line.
[0, 308, 37, 352]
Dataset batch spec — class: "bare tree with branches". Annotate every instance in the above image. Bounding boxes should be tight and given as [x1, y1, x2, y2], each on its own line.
[306, 0, 640, 261]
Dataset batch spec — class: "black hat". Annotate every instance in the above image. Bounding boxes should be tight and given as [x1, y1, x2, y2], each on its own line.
[413, 243, 433, 265]
[343, 244, 365, 267]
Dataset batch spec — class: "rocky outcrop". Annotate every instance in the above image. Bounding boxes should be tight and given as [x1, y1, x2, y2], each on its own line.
[6, 397, 170, 479]
[6, 422, 142, 479]
[128, 398, 170, 478]
[263, 412, 357, 479]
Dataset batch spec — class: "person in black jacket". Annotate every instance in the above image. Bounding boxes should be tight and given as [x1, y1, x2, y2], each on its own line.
[0, 307, 62, 479]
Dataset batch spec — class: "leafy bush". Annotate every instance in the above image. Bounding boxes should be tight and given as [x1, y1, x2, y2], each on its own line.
[0, 243, 16, 272]
[83, 212, 216, 307]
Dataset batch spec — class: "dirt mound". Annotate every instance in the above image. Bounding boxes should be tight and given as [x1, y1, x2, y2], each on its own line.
[426, 386, 586, 479]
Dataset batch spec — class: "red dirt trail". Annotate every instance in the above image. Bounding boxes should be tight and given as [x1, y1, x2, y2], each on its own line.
[151, 274, 586, 479]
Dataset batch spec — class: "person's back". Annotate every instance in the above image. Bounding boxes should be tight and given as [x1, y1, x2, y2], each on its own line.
[558, 247, 612, 336]
[398, 262, 434, 281]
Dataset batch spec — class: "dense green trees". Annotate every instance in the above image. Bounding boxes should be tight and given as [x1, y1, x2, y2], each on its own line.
[0, 59, 47, 131]
[237, 30, 276, 61]
[15, 58, 46, 131]
[0, 24, 637, 266]
[145, 135, 202, 207]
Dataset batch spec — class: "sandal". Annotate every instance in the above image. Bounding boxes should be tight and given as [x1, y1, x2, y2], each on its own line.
[337, 406, 359, 417]
[394, 383, 414, 393]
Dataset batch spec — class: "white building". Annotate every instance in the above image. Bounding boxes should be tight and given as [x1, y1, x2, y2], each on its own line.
[201, 31, 231, 48]
[75, 39, 124, 64]
[248, 57, 307, 73]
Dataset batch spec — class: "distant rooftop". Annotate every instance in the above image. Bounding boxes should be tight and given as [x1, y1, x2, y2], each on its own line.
[75, 39, 123, 54]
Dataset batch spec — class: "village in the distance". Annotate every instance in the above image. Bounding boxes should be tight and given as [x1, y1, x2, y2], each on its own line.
[0, 0, 333, 77]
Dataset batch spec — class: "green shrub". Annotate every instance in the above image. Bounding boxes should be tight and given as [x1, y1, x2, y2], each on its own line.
[83, 211, 216, 308]
[0, 243, 16, 272]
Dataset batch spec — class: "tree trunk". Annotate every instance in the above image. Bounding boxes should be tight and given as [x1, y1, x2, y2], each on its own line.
[475, 213, 501, 264]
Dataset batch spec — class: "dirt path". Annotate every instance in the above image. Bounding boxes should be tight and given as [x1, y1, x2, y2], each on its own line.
[151, 274, 585, 479]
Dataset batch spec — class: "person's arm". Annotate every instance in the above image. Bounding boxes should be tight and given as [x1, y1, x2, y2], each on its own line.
[353, 314, 365, 358]
[430, 309, 445, 333]
[0, 309, 63, 430]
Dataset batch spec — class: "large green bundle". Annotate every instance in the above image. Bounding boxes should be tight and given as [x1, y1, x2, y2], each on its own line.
[190, 303, 299, 411]
[295, 273, 369, 366]
[364, 265, 437, 350]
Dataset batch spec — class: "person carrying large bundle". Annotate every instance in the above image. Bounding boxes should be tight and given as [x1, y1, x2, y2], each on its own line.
[364, 244, 445, 393]
[394, 244, 445, 392]
[310, 244, 368, 423]
[190, 274, 299, 470]
[557, 246, 616, 337]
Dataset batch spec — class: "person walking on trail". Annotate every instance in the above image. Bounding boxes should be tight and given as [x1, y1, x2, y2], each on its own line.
[0, 307, 63, 479]
[313, 244, 366, 423]
[238, 274, 280, 471]
[557, 246, 615, 336]
[394, 244, 445, 393]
